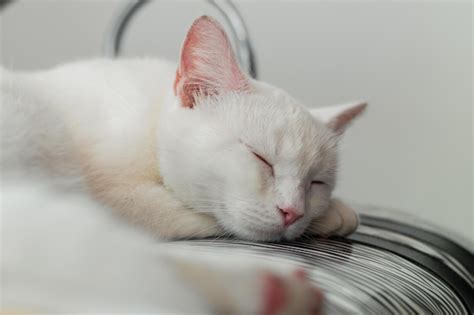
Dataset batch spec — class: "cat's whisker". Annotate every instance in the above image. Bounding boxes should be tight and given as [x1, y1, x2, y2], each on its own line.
[213, 231, 227, 241]
[243, 211, 271, 223]
[180, 223, 221, 241]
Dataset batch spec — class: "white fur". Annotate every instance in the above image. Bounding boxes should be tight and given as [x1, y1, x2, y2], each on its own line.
[1, 55, 364, 241]
[1, 16, 366, 313]
[0, 178, 205, 313]
[162, 16, 366, 241]
[0, 174, 321, 313]
[159, 86, 340, 240]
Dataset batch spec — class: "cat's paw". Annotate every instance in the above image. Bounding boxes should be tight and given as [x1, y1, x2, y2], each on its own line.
[208, 267, 323, 315]
[171, 257, 323, 315]
[259, 269, 323, 315]
[308, 198, 359, 237]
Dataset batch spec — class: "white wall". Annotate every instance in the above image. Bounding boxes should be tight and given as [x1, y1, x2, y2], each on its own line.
[1, 0, 472, 244]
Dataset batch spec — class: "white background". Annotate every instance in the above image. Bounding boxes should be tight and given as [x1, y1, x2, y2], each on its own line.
[1, 0, 472, 244]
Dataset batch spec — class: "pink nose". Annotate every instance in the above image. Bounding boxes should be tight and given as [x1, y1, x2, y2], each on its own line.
[279, 207, 303, 227]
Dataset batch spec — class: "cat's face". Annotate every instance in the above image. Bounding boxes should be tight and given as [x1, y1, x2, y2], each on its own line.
[159, 16, 366, 241]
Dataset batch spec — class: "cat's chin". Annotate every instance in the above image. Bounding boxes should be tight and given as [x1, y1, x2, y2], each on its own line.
[220, 224, 306, 242]
[282, 228, 306, 241]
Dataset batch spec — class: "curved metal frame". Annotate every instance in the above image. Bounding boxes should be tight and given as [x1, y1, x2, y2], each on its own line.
[0, 0, 14, 11]
[103, 0, 258, 79]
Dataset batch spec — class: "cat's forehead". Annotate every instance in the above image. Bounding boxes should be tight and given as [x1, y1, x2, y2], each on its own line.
[211, 92, 336, 169]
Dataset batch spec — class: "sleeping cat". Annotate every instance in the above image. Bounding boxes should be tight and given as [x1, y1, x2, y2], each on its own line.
[1, 16, 366, 313]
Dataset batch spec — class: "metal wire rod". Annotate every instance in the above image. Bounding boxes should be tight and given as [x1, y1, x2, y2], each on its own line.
[103, 0, 258, 79]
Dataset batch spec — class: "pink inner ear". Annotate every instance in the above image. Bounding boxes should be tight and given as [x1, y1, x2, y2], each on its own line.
[174, 16, 250, 108]
[328, 102, 367, 133]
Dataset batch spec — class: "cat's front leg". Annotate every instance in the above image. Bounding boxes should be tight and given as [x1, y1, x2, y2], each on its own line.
[307, 198, 359, 237]
[95, 180, 224, 240]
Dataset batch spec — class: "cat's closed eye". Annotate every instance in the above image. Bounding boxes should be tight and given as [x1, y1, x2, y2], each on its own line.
[252, 152, 273, 174]
[311, 180, 326, 185]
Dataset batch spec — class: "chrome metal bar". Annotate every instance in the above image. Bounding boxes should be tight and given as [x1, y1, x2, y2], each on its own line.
[103, 0, 258, 78]
[0, 0, 15, 11]
[206, 0, 257, 78]
[102, 0, 151, 59]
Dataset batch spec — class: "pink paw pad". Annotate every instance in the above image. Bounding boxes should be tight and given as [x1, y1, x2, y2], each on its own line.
[293, 268, 308, 280]
[311, 288, 324, 315]
[261, 269, 324, 315]
[262, 273, 286, 315]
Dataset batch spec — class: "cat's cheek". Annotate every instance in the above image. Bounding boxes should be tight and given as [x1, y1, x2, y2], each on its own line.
[217, 214, 283, 242]
[283, 218, 312, 240]
[246, 163, 271, 201]
[212, 212, 248, 239]
[307, 192, 331, 219]
[226, 156, 267, 200]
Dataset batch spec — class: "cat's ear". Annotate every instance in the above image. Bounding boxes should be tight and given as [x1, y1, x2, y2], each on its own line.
[174, 16, 250, 108]
[310, 101, 367, 135]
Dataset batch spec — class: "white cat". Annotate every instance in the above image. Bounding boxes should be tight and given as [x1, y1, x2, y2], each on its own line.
[1, 16, 366, 314]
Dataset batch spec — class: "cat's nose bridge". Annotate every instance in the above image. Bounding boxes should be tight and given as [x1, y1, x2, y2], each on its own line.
[275, 178, 305, 215]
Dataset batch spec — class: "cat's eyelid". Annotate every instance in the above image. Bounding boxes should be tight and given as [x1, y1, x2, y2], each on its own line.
[252, 152, 272, 168]
[311, 180, 326, 185]
[240, 141, 270, 163]
[240, 140, 274, 176]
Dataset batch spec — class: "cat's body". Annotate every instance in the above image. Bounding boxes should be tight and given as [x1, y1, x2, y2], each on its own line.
[1, 16, 366, 313]
[1, 58, 220, 239]
[1, 59, 325, 313]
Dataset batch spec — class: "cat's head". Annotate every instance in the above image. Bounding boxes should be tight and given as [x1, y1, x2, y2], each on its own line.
[159, 16, 366, 241]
